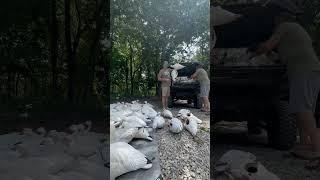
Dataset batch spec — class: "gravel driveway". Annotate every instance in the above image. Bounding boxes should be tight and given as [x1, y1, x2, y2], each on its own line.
[151, 99, 210, 180]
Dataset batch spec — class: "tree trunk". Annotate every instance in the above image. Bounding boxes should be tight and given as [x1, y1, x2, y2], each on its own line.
[129, 44, 134, 96]
[105, 0, 110, 110]
[64, 0, 75, 103]
[49, 0, 59, 98]
[87, 0, 105, 100]
[125, 57, 129, 95]
[15, 73, 19, 96]
[7, 73, 11, 100]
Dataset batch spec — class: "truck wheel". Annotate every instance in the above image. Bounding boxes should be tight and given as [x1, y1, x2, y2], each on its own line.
[168, 96, 174, 108]
[316, 97, 320, 128]
[267, 101, 297, 150]
[195, 94, 202, 109]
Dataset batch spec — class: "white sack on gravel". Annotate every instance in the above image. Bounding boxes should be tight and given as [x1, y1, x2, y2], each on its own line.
[110, 142, 152, 180]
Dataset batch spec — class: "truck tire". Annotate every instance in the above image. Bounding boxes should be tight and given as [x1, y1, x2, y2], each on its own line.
[267, 101, 297, 150]
[316, 97, 320, 128]
[168, 96, 174, 108]
[195, 94, 202, 109]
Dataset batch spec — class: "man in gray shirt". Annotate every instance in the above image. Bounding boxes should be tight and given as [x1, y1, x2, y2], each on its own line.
[191, 63, 210, 112]
[253, 12, 320, 168]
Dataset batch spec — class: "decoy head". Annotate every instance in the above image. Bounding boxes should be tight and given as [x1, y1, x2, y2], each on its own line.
[36, 127, 46, 136]
[22, 128, 33, 136]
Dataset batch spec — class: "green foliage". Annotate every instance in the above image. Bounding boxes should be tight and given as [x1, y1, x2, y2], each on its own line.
[0, 0, 109, 113]
[111, 0, 210, 98]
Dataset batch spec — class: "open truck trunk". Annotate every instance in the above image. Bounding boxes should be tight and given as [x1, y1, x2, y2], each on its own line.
[168, 63, 202, 108]
[212, 3, 305, 150]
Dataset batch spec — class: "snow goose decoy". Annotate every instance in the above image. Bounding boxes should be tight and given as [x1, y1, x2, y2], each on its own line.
[152, 113, 165, 130]
[130, 111, 151, 123]
[141, 104, 157, 119]
[177, 109, 191, 117]
[121, 116, 147, 129]
[184, 117, 198, 136]
[110, 142, 152, 180]
[169, 118, 183, 134]
[182, 112, 202, 124]
[162, 109, 173, 119]
[135, 127, 153, 141]
[110, 125, 137, 143]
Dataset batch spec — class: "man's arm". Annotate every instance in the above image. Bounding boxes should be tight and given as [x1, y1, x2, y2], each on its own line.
[157, 70, 163, 81]
[254, 23, 286, 56]
[158, 69, 170, 82]
[191, 70, 198, 79]
[255, 38, 280, 56]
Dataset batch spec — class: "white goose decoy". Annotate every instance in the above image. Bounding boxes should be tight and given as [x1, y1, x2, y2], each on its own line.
[47, 130, 67, 144]
[184, 117, 198, 136]
[141, 104, 157, 119]
[110, 125, 137, 144]
[143, 101, 154, 108]
[152, 113, 165, 129]
[110, 142, 152, 180]
[0, 132, 24, 150]
[63, 125, 98, 158]
[129, 101, 142, 112]
[135, 128, 153, 141]
[49, 172, 95, 180]
[177, 109, 191, 117]
[185, 113, 202, 124]
[169, 118, 183, 133]
[0, 149, 20, 161]
[13, 128, 47, 157]
[121, 116, 147, 128]
[162, 109, 173, 119]
[0, 157, 63, 179]
[35, 127, 47, 136]
[130, 111, 151, 123]
[68, 160, 107, 180]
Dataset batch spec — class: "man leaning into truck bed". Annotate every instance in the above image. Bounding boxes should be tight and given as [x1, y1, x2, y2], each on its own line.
[253, 11, 320, 169]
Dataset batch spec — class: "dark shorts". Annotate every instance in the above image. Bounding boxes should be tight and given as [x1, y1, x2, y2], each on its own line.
[289, 71, 320, 114]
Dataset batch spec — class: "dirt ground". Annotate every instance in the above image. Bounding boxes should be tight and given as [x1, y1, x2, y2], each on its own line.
[214, 121, 320, 180]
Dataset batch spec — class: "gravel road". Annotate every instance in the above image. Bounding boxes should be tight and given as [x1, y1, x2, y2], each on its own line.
[151, 99, 211, 180]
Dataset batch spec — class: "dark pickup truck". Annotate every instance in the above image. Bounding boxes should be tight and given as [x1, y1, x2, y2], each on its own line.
[213, 3, 320, 150]
[168, 62, 202, 109]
